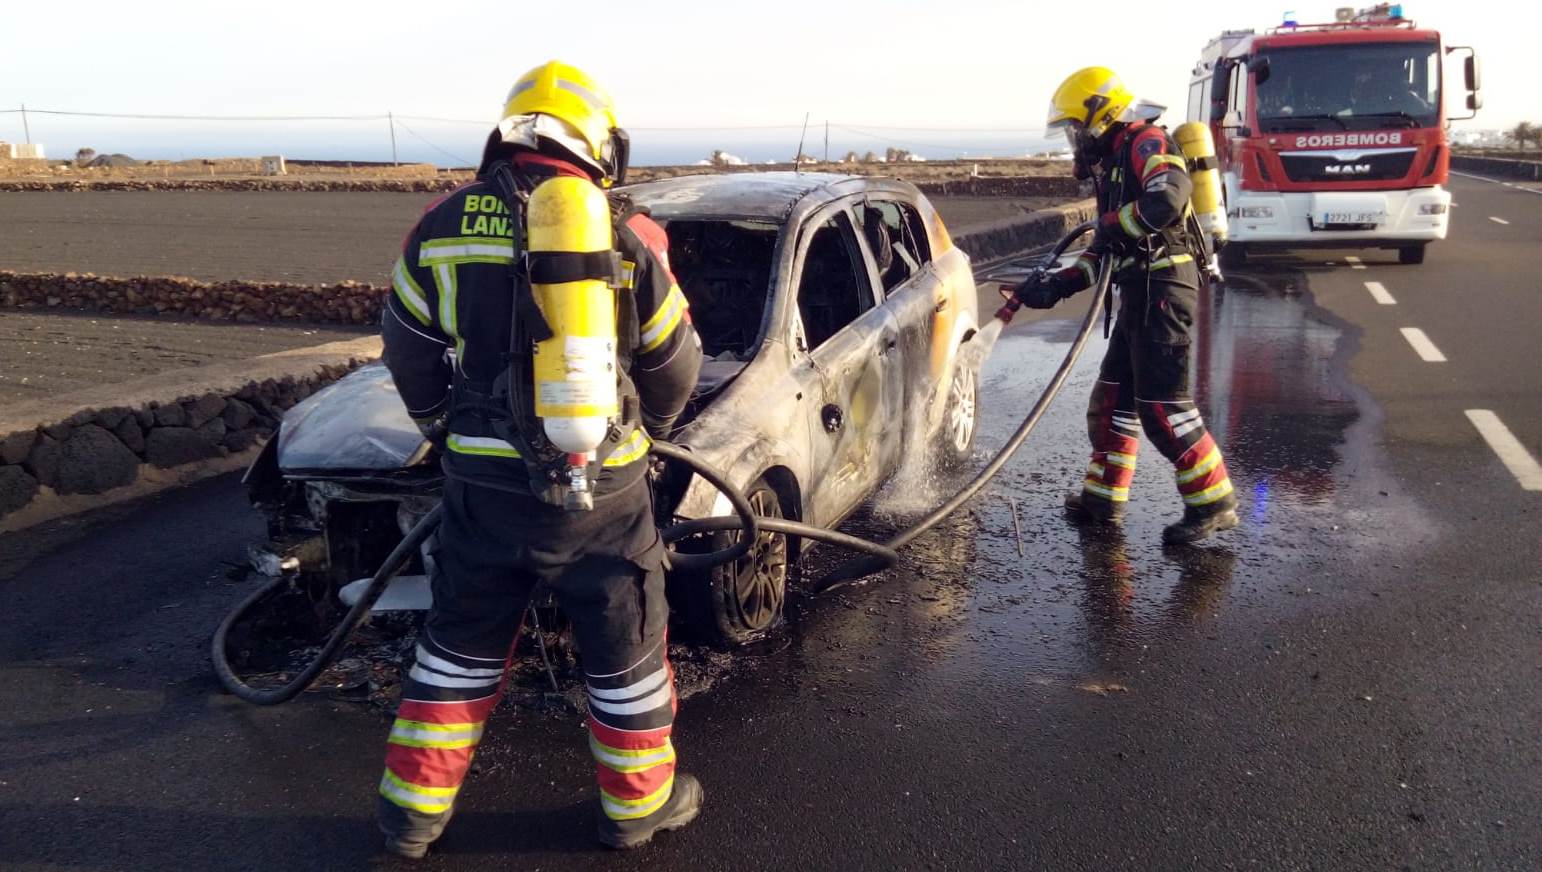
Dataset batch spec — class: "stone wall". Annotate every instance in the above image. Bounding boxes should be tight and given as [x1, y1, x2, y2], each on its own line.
[2, 271, 385, 325]
[915, 176, 1084, 199]
[952, 199, 1098, 268]
[1450, 155, 1542, 181]
[0, 358, 373, 528]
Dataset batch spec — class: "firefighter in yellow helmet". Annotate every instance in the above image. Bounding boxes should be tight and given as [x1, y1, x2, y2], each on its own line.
[376, 60, 703, 857]
[1002, 67, 1238, 544]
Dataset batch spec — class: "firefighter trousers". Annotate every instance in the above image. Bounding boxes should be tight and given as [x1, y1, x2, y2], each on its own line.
[1080, 270, 1234, 510]
[377, 475, 679, 848]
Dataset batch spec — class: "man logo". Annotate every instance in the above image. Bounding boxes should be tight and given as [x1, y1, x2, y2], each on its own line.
[1324, 163, 1372, 175]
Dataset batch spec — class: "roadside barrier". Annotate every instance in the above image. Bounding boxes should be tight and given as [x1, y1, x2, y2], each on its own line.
[0, 338, 380, 530]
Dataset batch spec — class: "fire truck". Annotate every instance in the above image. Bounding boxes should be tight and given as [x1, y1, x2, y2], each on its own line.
[1188, 4, 1480, 265]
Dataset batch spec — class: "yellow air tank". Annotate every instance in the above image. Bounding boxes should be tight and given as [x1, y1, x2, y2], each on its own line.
[1174, 121, 1229, 249]
[525, 175, 620, 509]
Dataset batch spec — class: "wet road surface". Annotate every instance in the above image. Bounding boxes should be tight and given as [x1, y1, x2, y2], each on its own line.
[1, 175, 1538, 870]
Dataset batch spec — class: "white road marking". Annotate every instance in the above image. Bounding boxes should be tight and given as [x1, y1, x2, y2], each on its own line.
[1400, 327, 1446, 362]
[1346, 255, 1366, 270]
[1465, 410, 1542, 491]
[1365, 281, 1396, 305]
[1488, 216, 1510, 225]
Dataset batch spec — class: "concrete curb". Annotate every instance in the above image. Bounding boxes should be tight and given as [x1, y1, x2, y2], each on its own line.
[953, 199, 1097, 268]
[1450, 155, 1542, 181]
[0, 337, 382, 531]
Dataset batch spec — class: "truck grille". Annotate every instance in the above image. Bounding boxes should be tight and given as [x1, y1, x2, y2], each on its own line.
[1279, 148, 1416, 183]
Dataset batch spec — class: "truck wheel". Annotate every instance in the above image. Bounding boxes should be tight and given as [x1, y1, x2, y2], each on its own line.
[674, 478, 789, 646]
[1398, 244, 1426, 265]
[939, 353, 979, 469]
[1220, 242, 1247, 269]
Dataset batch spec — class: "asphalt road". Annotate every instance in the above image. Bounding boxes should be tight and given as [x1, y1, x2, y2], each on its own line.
[0, 190, 1028, 284]
[1, 175, 1538, 870]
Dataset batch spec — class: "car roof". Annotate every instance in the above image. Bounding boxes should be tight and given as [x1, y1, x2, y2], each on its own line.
[621, 171, 915, 223]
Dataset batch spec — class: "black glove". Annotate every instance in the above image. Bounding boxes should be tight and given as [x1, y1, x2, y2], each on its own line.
[413, 415, 448, 450]
[1012, 272, 1066, 310]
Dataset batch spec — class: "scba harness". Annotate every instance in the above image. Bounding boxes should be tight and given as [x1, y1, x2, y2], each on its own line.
[449, 161, 647, 509]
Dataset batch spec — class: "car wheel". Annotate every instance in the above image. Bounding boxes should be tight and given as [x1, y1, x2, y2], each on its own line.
[1398, 244, 1426, 265]
[1220, 242, 1247, 269]
[939, 355, 979, 468]
[675, 478, 789, 646]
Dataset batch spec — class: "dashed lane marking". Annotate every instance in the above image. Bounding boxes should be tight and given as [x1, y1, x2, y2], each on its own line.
[1365, 281, 1396, 305]
[1346, 255, 1366, 270]
[1400, 327, 1446, 362]
[1489, 216, 1510, 225]
[1466, 410, 1542, 491]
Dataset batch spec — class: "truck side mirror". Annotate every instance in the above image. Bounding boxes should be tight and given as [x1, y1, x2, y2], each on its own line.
[1445, 47, 1481, 120]
[1247, 54, 1271, 86]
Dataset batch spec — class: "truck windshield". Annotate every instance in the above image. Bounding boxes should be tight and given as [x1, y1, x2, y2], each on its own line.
[1254, 40, 1440, 132]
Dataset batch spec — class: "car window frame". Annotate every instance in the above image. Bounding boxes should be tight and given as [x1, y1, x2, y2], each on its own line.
[858, 195, 932, 287]
[786, 198, 883, 355]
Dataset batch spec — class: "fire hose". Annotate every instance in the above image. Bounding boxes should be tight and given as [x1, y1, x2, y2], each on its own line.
[212, 222, 1111, 705]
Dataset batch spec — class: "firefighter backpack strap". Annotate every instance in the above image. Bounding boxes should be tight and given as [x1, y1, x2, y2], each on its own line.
[526, 250, 625, 288]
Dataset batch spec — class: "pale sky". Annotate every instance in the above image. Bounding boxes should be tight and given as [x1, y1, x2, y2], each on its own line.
[0, 0, 1525, 164]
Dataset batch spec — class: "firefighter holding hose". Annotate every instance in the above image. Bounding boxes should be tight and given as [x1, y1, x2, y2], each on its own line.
[1001, 67, 1238, 545]
[376, 61, 704, 857]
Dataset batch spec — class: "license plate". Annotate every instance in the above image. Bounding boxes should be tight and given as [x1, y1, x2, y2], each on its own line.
[1321, 211, 1383, 225]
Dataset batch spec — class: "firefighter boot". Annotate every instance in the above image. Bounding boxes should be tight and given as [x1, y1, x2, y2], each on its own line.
[1162, 491, 1239, 545]
[381, 803, 455, 861]
[598, 773, 705, 850]
[1065, 489, 1125, 525]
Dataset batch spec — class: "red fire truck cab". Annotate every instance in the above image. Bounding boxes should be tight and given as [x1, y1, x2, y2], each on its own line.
[1189, 5, 1480, 265]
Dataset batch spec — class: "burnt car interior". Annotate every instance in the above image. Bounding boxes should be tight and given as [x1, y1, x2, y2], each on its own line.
[799, 212, 876, 350]
[856, 200, 930, 292]
[661, 218, 780, 360]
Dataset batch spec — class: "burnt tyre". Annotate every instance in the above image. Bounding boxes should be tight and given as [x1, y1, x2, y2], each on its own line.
[939, 355, 980, 468]
[675, 478, 790, 646]
[1398, 244, 1426, 265]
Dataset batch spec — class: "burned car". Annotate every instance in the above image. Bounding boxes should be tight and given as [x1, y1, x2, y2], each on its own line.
[246, 172, 982, 644]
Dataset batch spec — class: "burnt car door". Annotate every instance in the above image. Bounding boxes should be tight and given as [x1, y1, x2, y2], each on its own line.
[790, 203, 903, 525]
[851, 198, 951, 434]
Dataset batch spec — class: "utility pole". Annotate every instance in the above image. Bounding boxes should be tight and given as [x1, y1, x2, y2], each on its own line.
[21, 103, 31, 144]
[824, 120, 829, 163]
[388, 111, 398, 166]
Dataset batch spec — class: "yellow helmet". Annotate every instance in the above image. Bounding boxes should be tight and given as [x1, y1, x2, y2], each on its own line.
[494, 60, 629, 184]
[1045, 67, 1161, 141]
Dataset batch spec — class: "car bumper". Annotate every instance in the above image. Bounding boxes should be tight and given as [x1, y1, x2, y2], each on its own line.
[1228, 186, 1450, 246]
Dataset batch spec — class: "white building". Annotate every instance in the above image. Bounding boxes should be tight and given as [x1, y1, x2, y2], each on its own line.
[0, 142, 46, 159]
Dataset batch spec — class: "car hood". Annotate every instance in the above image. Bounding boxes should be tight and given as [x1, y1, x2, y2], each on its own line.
[276, 357, 751, 473]
[277, 363, 424, 472]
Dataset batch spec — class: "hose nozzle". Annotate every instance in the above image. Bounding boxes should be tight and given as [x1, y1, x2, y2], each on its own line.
[994, 296, 1022, 324]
